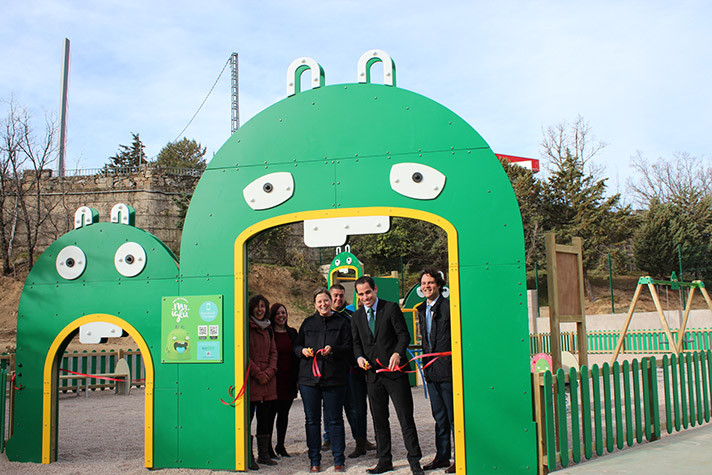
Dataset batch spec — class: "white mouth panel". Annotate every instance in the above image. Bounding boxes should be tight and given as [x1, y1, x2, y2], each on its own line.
[303, 216, 390, 247]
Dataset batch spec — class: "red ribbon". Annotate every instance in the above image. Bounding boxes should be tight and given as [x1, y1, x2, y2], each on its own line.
[11, 372, 23, 390]
[59, 368, 129, 382]
[311, 349, 328, 378]
[375, 351, 452, 373]
[221, 361, 252, 406]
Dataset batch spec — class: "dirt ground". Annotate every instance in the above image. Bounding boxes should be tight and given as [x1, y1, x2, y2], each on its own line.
[0, 386, 443, 475]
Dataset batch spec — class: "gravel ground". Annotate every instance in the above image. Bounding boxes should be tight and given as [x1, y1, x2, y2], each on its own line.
[1, 386, 442, 475]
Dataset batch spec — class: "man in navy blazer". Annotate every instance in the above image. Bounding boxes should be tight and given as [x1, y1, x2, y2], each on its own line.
[352, 276, 423, 475]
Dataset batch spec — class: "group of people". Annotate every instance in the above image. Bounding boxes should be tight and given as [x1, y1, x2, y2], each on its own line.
[247, 269, 455, 475]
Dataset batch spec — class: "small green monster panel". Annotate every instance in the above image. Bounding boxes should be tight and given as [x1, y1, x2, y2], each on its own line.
[161, 295, 223, 363]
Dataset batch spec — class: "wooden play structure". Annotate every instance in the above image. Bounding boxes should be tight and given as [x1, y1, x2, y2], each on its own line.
[544, 233, 589, 373]
[610, 276, 712, 363]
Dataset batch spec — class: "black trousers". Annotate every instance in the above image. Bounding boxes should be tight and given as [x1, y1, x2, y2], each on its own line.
[367, 374, 422, 466]
[251, 400, 277, 435]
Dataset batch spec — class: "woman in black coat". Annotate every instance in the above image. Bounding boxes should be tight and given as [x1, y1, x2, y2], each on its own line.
[268, 302, 299, 458]
[294, 288, 353, 472]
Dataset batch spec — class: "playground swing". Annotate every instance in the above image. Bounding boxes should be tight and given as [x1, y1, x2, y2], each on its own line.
[610, 275, 712, 364]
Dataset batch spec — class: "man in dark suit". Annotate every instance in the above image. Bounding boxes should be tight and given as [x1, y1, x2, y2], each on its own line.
[417, 269, 455, 473]
[352, 276, 423, 475]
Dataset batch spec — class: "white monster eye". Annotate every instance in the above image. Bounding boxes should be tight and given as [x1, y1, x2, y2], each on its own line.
[390, 163, 446, 200]
[243, 172, 294, 210]
[115, 242, 147, 277]
[346, 257, 353, 265]
[334, 259, 341, 266]
[56, 245, 87, 280]
[416, 286, 425, 298]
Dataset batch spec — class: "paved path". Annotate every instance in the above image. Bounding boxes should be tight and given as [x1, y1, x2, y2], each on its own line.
[553, 423, 712, 474]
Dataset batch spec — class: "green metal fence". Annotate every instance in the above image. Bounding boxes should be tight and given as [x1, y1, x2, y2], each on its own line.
[534, 351, 712, 473]
[530, 328, 712, 356]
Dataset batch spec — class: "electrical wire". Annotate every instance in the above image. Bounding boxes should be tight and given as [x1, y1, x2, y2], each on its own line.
[171, 56, 232, 144]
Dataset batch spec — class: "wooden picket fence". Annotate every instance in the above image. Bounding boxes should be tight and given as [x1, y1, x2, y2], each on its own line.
[530, 328, 712, 356]
[533, 351, 712, 473]
[59, 349, 145, 393]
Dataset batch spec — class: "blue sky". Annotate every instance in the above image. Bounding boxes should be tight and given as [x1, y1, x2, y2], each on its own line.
[2, 1, 711, 199]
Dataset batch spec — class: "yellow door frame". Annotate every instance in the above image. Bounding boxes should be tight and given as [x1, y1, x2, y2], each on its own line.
[42, 314, 155, 467]
[233, 207, 465, 472]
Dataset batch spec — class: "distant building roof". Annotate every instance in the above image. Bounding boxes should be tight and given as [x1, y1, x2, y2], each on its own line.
[495, 154, 540, 173]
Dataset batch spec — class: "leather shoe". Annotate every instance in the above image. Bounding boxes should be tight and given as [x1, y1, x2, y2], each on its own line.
[367, 463, 394, 474]
[423, 459, 450, 470]
[310, 466, 320, 473]
[445, 463, 456, 473]
[334, 466, 346, 472]
[411, 464, 425, 475]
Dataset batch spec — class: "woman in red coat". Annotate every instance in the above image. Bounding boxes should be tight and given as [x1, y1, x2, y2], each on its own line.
[249, 294, 278, 469]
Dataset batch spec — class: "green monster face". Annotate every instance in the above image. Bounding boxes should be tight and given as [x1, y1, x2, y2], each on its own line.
[165, 326, 191, 360]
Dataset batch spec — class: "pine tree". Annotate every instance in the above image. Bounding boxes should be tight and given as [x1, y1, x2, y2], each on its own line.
[156, 137, 206, 170]
[104, 132, 148, 172]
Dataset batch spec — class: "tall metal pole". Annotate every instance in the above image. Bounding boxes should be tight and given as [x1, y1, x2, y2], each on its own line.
[58, 38, 71, 176]
[230, 53, 239, 134]
[608, 253, 615, 313]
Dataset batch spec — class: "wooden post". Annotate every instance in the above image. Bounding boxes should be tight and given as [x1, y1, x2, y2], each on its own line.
[610, 283, 643, 364]
[533, 372, 549, 475]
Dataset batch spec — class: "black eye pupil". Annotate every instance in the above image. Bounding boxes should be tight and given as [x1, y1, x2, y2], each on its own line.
[125, 254, 135, 265]
[412, 172, 423, 183]
[263, 183, 273, 193]
[65, 258, 75, 267]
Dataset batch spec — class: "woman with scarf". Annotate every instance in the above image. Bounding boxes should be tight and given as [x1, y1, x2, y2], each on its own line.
[248, 294, 278, 469]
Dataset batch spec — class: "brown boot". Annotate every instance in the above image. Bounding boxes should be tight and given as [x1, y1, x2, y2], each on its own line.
[256, 435, 278, 465]
[249, 436, 259, 470]
[348, 437, 367, 458]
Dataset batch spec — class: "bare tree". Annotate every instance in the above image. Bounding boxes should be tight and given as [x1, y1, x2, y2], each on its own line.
[0, 97, 58, 273]
[628, 151, 712, 206]
[541, 115, 608, 175]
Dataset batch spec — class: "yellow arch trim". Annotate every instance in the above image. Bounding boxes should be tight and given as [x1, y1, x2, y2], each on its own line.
[328, 264, 361, 287]
[42, 314, 154, 467]
[234, 207, 465, 472]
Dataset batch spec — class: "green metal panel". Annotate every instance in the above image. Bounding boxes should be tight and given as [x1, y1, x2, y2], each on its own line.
[663, 355, 673, 434]
[612, 362, 623, 449]
[650, 356, 660, 439]
[680, 354, 689, 429]
[622, 360, 634, 446]
[642, 358, 652, 440]
[602, 363, 613, 452]
[543, 371, 556, 470]
[632, 360, 643, 443]
[686, 353, 696, 426]
[704, 351, 711, 422]
[579, 365, 592, 459]
[556, 369, 568, 467]
[672, 354, 681, 431]
[591, 365, 603, 456]
[694, 353, 703, 425]
[569, 367, 581, 463]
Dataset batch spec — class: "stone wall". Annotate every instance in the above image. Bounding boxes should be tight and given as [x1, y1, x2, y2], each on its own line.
[18, 168, 200, 258]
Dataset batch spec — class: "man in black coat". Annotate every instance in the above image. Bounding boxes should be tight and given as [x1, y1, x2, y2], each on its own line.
[417, 269, 454, 473]
[352, 276, 423, 475]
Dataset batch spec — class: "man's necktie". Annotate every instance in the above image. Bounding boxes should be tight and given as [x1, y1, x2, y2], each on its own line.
[426, 305, 433, 345]
[368, 307, 375, 335]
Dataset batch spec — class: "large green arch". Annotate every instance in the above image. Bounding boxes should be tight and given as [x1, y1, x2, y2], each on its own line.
[176, 65, 535, 472]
